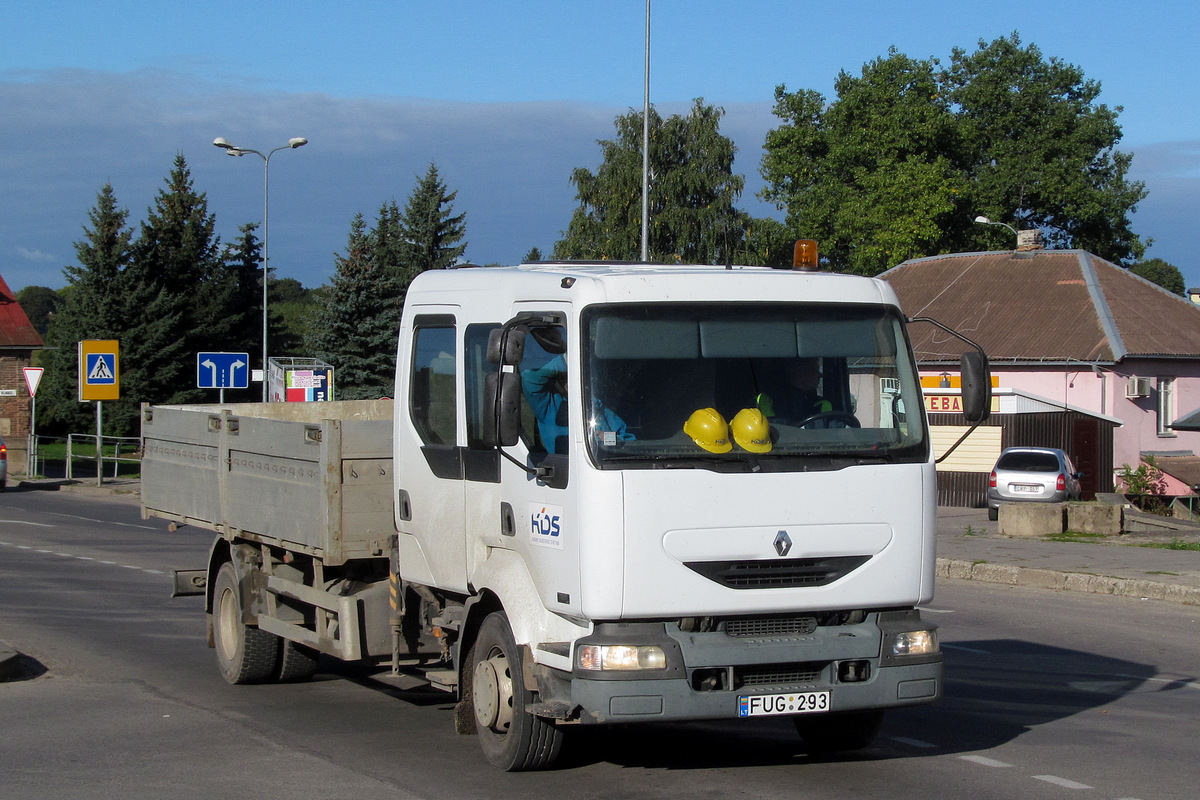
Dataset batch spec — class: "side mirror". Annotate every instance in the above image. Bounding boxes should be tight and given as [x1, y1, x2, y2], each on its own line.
[487, 327, 527, 366]
[960, 350, 991, 423]
[482, 371, 522, 447]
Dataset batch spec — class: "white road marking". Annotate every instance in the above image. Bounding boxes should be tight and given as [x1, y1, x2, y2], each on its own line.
[0, 519, 55, 527]
[3, 540, 169, 577]
[942, 643, 991, 654]
[960, 755, 1014, 768]
[1032, 775, 1092, 790]
[1115, 672, 1200, 691]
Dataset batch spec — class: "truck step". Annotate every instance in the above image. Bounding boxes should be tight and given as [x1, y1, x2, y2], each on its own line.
[424, 668, 459, 691]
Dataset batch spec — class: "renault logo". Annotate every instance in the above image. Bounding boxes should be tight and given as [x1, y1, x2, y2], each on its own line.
[774, 530, 793, 557]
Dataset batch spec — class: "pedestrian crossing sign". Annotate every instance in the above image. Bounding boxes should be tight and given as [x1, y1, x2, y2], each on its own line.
[78, 340, 120, 401]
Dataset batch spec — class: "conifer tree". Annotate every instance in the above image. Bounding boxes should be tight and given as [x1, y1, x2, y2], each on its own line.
[400, 163, 467, 281]
[41, 183, 133, 433]
[305, 214, 403, 399]
[123, 154, 225, 410]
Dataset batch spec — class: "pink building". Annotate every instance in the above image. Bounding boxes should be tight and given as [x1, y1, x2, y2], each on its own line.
[883, 248, 1200, 505]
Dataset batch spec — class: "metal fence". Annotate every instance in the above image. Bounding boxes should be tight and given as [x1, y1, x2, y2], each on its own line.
[29, 434, 141, 483]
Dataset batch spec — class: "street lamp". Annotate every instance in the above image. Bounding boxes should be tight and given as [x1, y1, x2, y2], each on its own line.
[213, 136, 308, 401]
[973, 215, 1018, 239]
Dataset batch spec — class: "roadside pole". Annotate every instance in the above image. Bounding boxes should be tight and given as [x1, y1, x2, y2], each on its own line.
[23, 366, 44, 479]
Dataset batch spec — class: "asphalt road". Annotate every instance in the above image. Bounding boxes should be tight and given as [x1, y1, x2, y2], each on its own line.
[2, 488, 1198, 799]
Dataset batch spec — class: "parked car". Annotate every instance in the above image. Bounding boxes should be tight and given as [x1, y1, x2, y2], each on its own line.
[987, 446, 1082, 520]
[0, 434, 7, 490]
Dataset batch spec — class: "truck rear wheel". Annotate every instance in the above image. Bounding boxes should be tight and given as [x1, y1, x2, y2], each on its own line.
[213, 562, 278, 684]
[793, 709, 885, 753]
[470, 612, 563, 771]
[276, 640, 319, 682]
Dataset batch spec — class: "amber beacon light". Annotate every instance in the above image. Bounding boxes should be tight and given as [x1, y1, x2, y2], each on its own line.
[793, 239, 819, 271]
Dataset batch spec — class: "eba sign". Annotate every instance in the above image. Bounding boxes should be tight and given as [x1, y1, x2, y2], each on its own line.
[79, 340, 120, 401]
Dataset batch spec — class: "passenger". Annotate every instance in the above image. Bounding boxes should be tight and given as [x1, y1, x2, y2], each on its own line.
[522, 355, 633, 453]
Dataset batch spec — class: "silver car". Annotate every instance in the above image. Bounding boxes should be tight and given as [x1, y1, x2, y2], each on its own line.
[987, 447, 1082, 520]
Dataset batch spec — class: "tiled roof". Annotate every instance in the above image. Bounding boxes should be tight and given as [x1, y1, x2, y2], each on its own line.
[882, 250, 1200, 364]
[0, 273, 44, 348]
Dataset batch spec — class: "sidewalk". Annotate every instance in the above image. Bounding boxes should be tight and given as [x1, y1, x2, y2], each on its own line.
[936, 506, 1200, 604]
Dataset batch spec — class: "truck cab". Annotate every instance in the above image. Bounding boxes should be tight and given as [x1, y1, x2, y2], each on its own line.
[393, 262, 949, 769]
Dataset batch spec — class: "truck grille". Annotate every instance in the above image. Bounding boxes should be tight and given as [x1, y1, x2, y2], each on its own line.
[737, 662, 826, 687]
[684, 556, 871, 589]
[725, 616, 818, 637]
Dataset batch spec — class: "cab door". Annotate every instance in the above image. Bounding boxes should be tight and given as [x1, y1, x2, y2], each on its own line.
[394, 311, 468, 592]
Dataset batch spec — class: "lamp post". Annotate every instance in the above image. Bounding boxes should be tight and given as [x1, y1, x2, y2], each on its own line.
[213, 136, 308, 401]
[973, 215, 1018, 240]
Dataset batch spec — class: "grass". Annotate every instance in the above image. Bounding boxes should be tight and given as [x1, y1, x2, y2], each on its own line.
[1045, 530, 1109, 543]
[1137, 539, 1200, 552]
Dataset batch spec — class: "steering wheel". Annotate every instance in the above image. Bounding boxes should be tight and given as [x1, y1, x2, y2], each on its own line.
[795, 411, 860, 429]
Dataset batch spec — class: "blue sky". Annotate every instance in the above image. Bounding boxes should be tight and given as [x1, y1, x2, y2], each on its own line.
[3, 1, 1198, 293]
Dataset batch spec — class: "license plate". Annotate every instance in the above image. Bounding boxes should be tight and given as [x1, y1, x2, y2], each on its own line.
[1011, 484, 1041, 493]
[738, 691, 830, 717]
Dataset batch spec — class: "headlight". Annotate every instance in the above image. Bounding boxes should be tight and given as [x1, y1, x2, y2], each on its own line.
[892, 629, 939, 656]
[578, 644, 667, 671]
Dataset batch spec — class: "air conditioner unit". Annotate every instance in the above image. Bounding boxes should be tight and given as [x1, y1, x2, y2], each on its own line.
[1125, 376, 1151, 398]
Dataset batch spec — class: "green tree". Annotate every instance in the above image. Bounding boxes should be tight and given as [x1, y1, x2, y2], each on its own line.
[119, 154, 226, 418]
[270, 277, 317, 356]
[555, 99, 750, 264]
[761, 35, 1147, 276]
[1130, 258, 1186, 295]
[400, 163, 468, 280]
[305, 214, 402, 398]
[762, 51, 963, 275]
[40, 183, 134, 434]
[523, 246, 543, 262]
[945, 33, 1147, 262]
[14, 286, 63, 335]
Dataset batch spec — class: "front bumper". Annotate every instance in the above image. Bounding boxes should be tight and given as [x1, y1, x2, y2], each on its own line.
[537, 611, 942, 725]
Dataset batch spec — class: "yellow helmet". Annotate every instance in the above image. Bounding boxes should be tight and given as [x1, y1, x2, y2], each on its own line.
[731, 407, 773, 453]
[683, 408, 731, 453]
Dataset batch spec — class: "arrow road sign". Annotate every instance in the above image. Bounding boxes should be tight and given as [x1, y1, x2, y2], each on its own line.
[197, 352, 250, 389]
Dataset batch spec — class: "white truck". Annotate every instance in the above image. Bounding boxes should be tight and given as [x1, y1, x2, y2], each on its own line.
[142, 254, 989, 771]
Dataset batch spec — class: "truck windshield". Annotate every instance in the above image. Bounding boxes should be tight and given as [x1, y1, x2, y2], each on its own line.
[582, 303, 928, 470]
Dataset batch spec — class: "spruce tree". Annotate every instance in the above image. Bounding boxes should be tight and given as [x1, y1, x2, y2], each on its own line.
[124, 154, 224, 409]
[305, 214, 403, 399]
[41, 183, 134, 434]
[400, 163, 467, 282]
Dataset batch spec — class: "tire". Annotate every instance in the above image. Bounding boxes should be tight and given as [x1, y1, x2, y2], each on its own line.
[213, 562, 279, 684]
[987, 506, 999, 521]
[276, 640, 319, 682]
[469, 612, 563, 771]
[794, 709, 885, 753]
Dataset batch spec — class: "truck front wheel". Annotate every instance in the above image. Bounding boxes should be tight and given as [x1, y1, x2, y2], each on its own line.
[470, 612, 563, 771]
[213, 562, 278, 684]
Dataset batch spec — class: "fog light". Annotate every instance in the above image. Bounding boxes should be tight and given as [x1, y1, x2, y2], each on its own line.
[578, 644, 667, 671]
[892, 630, 938, 656]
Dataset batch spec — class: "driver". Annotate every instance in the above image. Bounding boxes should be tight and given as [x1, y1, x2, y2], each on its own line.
[757, 357, 832, 425]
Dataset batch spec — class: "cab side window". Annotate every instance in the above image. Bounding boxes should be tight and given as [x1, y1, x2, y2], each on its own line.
[410, 319, 457, 446]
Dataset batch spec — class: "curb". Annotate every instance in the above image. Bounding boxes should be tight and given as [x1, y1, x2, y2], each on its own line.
[0, 640, 22, 682]
[937, 557, 1200, 605]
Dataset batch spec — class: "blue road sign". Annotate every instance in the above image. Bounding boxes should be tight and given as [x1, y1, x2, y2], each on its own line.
[197, 352, 250, 389]
[85, 353, 117, 385]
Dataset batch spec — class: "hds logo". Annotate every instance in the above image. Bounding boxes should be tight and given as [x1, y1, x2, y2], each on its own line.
[529, 503, 564, 549]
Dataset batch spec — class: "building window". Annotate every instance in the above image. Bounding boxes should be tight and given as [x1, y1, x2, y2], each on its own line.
[1157, 376, 1176, 437]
